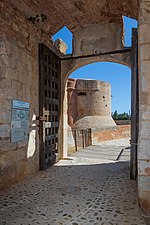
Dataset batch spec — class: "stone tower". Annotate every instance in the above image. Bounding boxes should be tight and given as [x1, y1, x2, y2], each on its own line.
[67, 78, 116, 129]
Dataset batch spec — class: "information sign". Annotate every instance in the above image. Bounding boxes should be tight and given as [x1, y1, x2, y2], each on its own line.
[11, 100, 30, 142]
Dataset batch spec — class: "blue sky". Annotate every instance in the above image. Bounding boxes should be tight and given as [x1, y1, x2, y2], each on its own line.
[53, 17, 137, 113]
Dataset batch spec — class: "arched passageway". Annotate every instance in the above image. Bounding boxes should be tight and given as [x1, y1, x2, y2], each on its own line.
[66, 62, 131, 157]
[62, 58, 138, 177]
[0, 0, 150, 222]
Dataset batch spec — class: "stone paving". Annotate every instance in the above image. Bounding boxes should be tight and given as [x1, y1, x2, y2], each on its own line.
[0, 138, 146, 225]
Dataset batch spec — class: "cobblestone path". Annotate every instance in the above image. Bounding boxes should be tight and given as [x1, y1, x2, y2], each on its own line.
[0, 139, 145, 225]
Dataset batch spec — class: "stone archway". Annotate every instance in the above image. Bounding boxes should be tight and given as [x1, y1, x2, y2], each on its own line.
[0, 0, 149, 221]
[61, 58, 132, 157]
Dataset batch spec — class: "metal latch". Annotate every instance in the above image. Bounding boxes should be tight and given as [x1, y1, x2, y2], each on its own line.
[36, 116, 46, 121]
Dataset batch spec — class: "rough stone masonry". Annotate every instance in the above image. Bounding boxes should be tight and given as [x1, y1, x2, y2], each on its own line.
[0, 0, 150, 223]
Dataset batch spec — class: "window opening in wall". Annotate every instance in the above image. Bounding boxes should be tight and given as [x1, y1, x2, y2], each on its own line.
[52, 26, 73, 54]
[123, 16, 137, 47]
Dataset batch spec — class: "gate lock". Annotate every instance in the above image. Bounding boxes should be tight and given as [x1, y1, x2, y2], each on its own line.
[36, 116, 47, 121]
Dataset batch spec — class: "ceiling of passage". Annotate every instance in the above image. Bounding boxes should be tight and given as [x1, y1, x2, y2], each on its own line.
[9, 0, 138, 35]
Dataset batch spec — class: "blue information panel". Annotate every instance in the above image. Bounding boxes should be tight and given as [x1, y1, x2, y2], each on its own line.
[11, 100, 30, 143]
[12, 100, 30, 110]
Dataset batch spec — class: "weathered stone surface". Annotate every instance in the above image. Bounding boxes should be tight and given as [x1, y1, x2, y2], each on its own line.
[138, 175, 150, 190]
[0, 124, 10, 138]
[140, 106, 150, 117]
[0, 0, 149, 221]
[0, 140, 145, 225]
[8, 0, 138, 34]
[67, 79, 116, 129]
[140, 121, 150, 139]
[138, 160, 150, 176]
[139, 189, 150, 216]
[138, 139, 150, 160]
[138, 0, 150, 220]
[54, 38, 68, 55]
[92, 125, 131, 145]
[0, 111, 11, 124]
[139, 1, 150, 25]
[140, 44, 150, 61]
[0, 0, 48, 190]
[139, 24, 150, 44]
[73, 22, 124, 56]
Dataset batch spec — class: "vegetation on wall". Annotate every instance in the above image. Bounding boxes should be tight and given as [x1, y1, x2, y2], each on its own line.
[28, 14, 47, 23]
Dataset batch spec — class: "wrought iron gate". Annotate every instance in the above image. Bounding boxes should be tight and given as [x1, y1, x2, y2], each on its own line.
[39, 44, 60, 170]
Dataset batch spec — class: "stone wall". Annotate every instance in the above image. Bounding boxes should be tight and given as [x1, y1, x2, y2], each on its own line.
[92, 125, 131, 145]
[74, 79, 116, 129]
[76, 79, 111, 117]
[1, 2, 149, 221]
[138, 0, 150, 220]
[115, 120, 131, 125]
[73, 22, 124, 56]
[0, 0, 57, 190]
[67, 78, 116, 130]
[67, 125, 131, 149]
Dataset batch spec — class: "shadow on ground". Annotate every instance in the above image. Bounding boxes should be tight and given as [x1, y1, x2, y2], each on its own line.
[0, 159, 145, 225]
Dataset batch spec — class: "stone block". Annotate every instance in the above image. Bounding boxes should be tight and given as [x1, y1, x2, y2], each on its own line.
[15, 160, 26, 179]
[11, 80, 23, 99]
[54, 38, 68, 54]
[0, 79, 12, 98]
[138, 139, 150, 159]
[24, 159, 38, 177]
[10, 44, 21, 70]
[0, 124, 10, 138]
[1, 163, 18, 181]
[20, 147, 27, 161]
[140, 92, 150, 105]
[138, 175, 150, 190]
[0, 154, 6, 170]
[140, 121, 150, 139]
[21, 27, 29, 38]
[0, 98, 11, 110]
[139, 1, 150, 25]
[140, 74, 150, 92]
[0, 110, 11, 123]
[138, 160, 150, 176]
[140, 44, 150, 61]
[0, 36, 10, 55]
[140, 60, 150, 77]
[0, 139, 17, 152]
[141, 106, 150, 120]
[18, 141, 28, 148]
[5, 149, 21, 164]
[139, 189, 150, 216]
[139, 24, 150, 44]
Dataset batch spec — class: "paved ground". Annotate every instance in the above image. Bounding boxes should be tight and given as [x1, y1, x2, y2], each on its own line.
[0, 138, 146, 225]
[70, 138, 131, 162]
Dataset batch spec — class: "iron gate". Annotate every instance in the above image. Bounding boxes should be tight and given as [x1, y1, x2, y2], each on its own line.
[39, 43, 60, 170]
